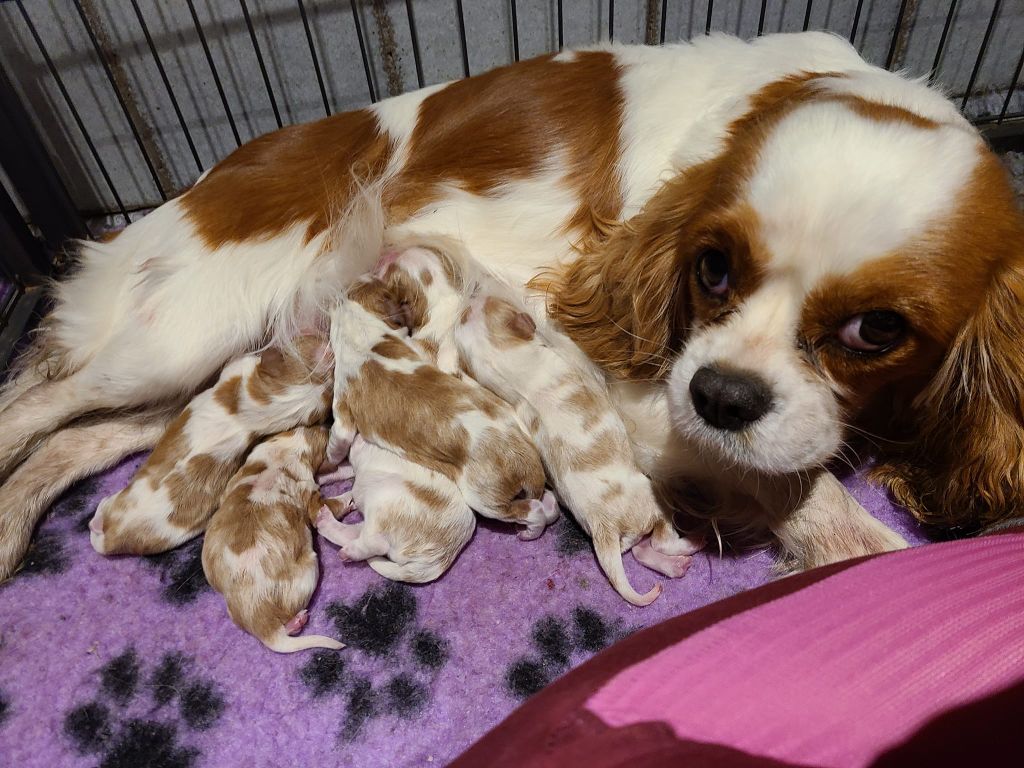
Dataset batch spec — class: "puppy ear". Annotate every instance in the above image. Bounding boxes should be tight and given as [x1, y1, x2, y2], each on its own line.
[506, 311, 536, 341]
[892, 262, 1024, 530]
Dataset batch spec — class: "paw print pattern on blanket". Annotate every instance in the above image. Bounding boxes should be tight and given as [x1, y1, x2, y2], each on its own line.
[505, 606, 634, 699]
[299, 582, 452, 741]
[62, 648, 224, 768]
[142, 539, 211, 606]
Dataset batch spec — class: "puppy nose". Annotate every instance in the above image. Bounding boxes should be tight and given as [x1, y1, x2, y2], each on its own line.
[689, 366, 773, 431]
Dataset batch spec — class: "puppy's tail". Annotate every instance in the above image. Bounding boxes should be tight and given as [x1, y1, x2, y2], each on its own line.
[0, 410, 174, 582]
[263, 631, 346, 654]
[592, 526, 662, 607]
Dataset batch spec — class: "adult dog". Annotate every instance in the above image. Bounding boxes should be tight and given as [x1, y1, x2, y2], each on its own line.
[1, 32, 1022, 578]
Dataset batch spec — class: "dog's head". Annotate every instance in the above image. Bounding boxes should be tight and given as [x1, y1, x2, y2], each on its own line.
[544, 70, 1024, 530]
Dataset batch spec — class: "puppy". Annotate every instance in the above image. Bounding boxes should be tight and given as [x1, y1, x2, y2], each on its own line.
[317, 435, 475, 583]
[370, 238, 474, 373]
[325, 277, 558, 539]
[90, 335, 331, 555]
[455, 293, 703, 606]
[203, 426, 343, 653]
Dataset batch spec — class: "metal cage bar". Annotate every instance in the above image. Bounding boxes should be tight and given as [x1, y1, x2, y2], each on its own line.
[405, 0, 425, 88]
[557, 0, 564, 50]
[802, 1, 814, 32]
[998, 45, 1024, 123]
[296, 0, 331, 117]
[69, 0, 168, 201]
[239, 0, 283, 128]
[185, 0, 242, 147]
[13, 2, 125, 227]
[758, 1, 768, 36]
[885, 0, 911, 69]
[510, 0, 520, 62]
[961, 0, 1004, 111]
[705, 1, 714, 35]
[129, 0, 204, 174]
[930, 0, 960, 82]
[350, 0, 377, 102]
[455, 0, 470, 77]
[849, 0, 865, 45]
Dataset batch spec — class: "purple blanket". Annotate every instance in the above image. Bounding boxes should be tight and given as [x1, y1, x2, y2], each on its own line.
[0, 454, 928, 767]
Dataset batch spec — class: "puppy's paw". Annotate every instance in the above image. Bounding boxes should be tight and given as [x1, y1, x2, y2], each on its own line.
[632, 537, 693, 579]
[88, 507, 108, 554]
[285, 609, 309, 635]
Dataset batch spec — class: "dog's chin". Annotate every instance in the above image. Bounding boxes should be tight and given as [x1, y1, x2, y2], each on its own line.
[665, 365, 843, 476]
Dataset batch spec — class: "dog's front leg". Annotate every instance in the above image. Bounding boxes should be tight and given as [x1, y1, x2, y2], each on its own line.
[759, 470, 908, 574]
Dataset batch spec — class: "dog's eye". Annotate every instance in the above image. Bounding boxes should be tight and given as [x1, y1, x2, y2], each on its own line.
[697, 249, 730, 297]
[838, 311, 905, 353]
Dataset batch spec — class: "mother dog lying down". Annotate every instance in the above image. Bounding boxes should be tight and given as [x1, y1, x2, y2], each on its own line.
[2, 31, 1023, 579]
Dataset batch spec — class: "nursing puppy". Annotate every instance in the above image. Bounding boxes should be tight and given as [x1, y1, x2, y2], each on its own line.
[370, 238, 472, 374]
[326, 278, 558, 538]
[317, 435, 475, 583]
[203, 426, 343, 653]
[90, 335, 331, 555]
[456, 294, 703, 606]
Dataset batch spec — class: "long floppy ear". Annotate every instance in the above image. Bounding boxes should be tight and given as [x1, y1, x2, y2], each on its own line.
[890, 261, 1024, 531]
[532, 170, 713, 380]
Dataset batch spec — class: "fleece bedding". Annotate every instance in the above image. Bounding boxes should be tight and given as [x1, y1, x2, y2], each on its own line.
[0, 454, 928, 768]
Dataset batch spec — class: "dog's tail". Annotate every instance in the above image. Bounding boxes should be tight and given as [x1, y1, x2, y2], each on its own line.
[592, 525, 662, 607]
[0, 409, 175, 581]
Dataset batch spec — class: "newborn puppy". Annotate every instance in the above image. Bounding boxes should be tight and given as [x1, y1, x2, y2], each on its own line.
[371, 239, 471, 372]
[455, 294, 703, 606]
[317, 434, 475, 583]
[203, 426, 343, 653]
[325, 277, 557, 539]
[90, 334, 331, 555]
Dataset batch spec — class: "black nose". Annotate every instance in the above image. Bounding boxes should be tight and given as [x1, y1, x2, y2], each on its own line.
[689, 366, 773, 431]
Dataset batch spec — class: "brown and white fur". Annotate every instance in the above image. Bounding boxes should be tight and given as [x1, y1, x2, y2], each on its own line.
[202, 426, 343, 653]
[456, 294, 703, 606]
[317, 435, 474, 583]
[90, 335, 331, 556]
[327, 278, 558, 538]
[3, 32, 1023, 579]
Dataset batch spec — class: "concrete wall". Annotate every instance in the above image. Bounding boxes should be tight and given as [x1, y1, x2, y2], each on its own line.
[1, 0, 1021, 218]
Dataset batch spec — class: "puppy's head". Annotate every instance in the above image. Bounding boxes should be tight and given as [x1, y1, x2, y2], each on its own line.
[543, 67, 1024, 530]
[368, 245, 465, 336]
[453, 294, 537, 383]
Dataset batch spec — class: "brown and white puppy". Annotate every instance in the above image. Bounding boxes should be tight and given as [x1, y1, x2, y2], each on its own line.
[456, 293, 703, 606]
[90, 335, 331, 555]
[317, 435, 474, 583]
[326, 278, 558, 539]
[202, 426, 343, 653]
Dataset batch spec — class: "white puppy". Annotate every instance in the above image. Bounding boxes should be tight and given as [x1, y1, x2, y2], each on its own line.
[317, 435, 475, 583]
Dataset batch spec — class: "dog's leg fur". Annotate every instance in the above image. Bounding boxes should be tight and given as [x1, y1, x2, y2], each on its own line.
[0, 371, 134, 478]
[765, 471, 908, 574]
[0, 412, 174, 581]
